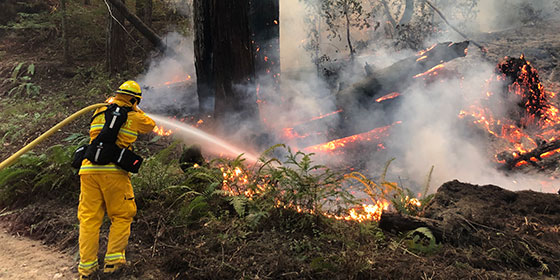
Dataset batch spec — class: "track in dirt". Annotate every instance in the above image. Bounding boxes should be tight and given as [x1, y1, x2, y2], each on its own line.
[0, 223, 75, 280]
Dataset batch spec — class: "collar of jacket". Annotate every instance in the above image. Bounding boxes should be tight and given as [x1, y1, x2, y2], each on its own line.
[112, 94, 134, 107]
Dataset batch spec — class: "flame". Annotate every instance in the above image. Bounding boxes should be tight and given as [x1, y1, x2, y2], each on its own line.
[413, 64, 444, 79]
[163, 74, 192, 86]
[416, 55, 428, 62]
[460, 55, 560, 166]
[375, 92, 400, 103]
[153, 125, 173, 136]
[305, 122, 400, 153]
[416, 43, 437, 56]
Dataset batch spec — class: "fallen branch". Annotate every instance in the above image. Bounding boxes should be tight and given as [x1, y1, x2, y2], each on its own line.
[105, 0, 169, 54]
[425, 0, 486, 52]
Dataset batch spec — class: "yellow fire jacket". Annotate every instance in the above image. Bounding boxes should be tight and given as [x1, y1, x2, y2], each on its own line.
[79, 94, 156, 174]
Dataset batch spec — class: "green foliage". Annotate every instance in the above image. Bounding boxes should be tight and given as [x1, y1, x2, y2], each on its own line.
[2, 62, 41, 97]
[254, 145, 357, 215]
[0, 144, 79, 206]
[404, 227, 441, 255]
[345, 159, 435, 217]
[0, 12, 55, 30]
[132, 141, 185, 196]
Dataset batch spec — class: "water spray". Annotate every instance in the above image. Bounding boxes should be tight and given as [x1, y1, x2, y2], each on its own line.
[148, 114, 259, 163]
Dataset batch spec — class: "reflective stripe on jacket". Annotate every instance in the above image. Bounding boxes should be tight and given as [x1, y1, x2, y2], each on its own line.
[79, 94, 156, 175]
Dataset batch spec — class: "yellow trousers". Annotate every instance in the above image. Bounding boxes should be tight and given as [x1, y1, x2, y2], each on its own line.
[77, 173, 137, 276]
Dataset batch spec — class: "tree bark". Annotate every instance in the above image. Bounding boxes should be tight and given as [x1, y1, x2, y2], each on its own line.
[106, 0, 127, 75]
[193, 0, 214, 114]
[135, 0, 152, 27]
[344, 3, 354, 60]
[211, 0, 258, 132]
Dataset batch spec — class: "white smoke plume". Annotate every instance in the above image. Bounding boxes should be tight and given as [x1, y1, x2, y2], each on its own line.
[136, 0, 560, 194]
[137, 32, 198, 116]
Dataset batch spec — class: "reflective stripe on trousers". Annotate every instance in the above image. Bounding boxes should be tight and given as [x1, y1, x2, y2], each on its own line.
[78, 173, 136, 275]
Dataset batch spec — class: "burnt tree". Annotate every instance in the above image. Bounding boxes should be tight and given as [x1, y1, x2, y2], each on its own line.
[211, 0, 259, 129]
[106, 0, 127, 74]
[193, 0, 214, 114]
[194, 0, 260, 132]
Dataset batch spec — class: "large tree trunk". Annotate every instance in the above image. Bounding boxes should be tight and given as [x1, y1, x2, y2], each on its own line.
[193, 0, 214, 114]
[106, 0, 127, 75]
[211, 0, 259, 132]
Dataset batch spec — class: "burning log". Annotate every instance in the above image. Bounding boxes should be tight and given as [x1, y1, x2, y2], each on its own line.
[497, 139, 560, 170]
[288, 41, 469, 148]
[336, 41, 469, 114]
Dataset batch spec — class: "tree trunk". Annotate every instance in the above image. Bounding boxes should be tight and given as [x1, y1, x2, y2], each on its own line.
[399, 0, 415, 25]
[106, 0, 127, 75]
[193, 0, 214, 114]
[84, 0, 90, 5]
[344, 3, 354, 60]
[105, 0, 167, 53]
[380, 0, 397, 27]
[61, 0, 70, 64]
[211, 0, 258, 132]
[135, 0, 152, 27]
[135, 0, 153, 53]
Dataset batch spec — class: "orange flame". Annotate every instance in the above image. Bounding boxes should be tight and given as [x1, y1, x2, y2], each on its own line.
[376, 92, 400, 103]
[153, 125, 173, 136]
[413, 64, 444, 79]
[305, 121, 400, 153]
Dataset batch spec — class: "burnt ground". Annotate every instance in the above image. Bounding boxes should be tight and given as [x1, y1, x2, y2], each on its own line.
[1, 3, 560, 279]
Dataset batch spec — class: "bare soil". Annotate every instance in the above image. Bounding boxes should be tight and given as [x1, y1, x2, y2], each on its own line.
[0, 223, 75, 280]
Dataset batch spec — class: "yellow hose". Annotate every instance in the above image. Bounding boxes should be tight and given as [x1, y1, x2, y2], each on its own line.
[0, 103, 108, 171]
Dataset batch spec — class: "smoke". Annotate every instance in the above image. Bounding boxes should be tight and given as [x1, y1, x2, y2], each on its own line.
[137, 32, 198, 117]
[135, 0, 559, 194]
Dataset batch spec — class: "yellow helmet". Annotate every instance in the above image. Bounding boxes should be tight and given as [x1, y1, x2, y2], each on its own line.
[116, 80, 142, 99]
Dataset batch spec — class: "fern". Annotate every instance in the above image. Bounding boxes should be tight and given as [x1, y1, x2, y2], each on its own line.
[404, 227, 441, 255]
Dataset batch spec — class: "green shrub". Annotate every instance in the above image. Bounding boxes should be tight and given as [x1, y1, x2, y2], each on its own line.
[0, 144, 79, 206]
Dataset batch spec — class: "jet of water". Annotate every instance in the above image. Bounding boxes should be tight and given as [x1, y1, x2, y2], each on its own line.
[148, 114, 259, 163]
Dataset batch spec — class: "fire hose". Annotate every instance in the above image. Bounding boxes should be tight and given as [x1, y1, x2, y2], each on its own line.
[0, 103, 108, 171]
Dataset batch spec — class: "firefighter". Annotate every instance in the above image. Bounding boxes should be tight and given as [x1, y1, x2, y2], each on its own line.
[77, 80, 155, 279]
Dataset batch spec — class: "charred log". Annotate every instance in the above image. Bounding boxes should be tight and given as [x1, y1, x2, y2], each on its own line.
[378, 212, 444, 242]
[291, 41, 469, 147]
[497, 56, 549, 126]
[497, 139, 560, 170]
[336, 41, 469, 114]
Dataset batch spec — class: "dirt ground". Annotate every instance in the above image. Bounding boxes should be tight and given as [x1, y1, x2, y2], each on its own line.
[0, 223, 75, 280]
